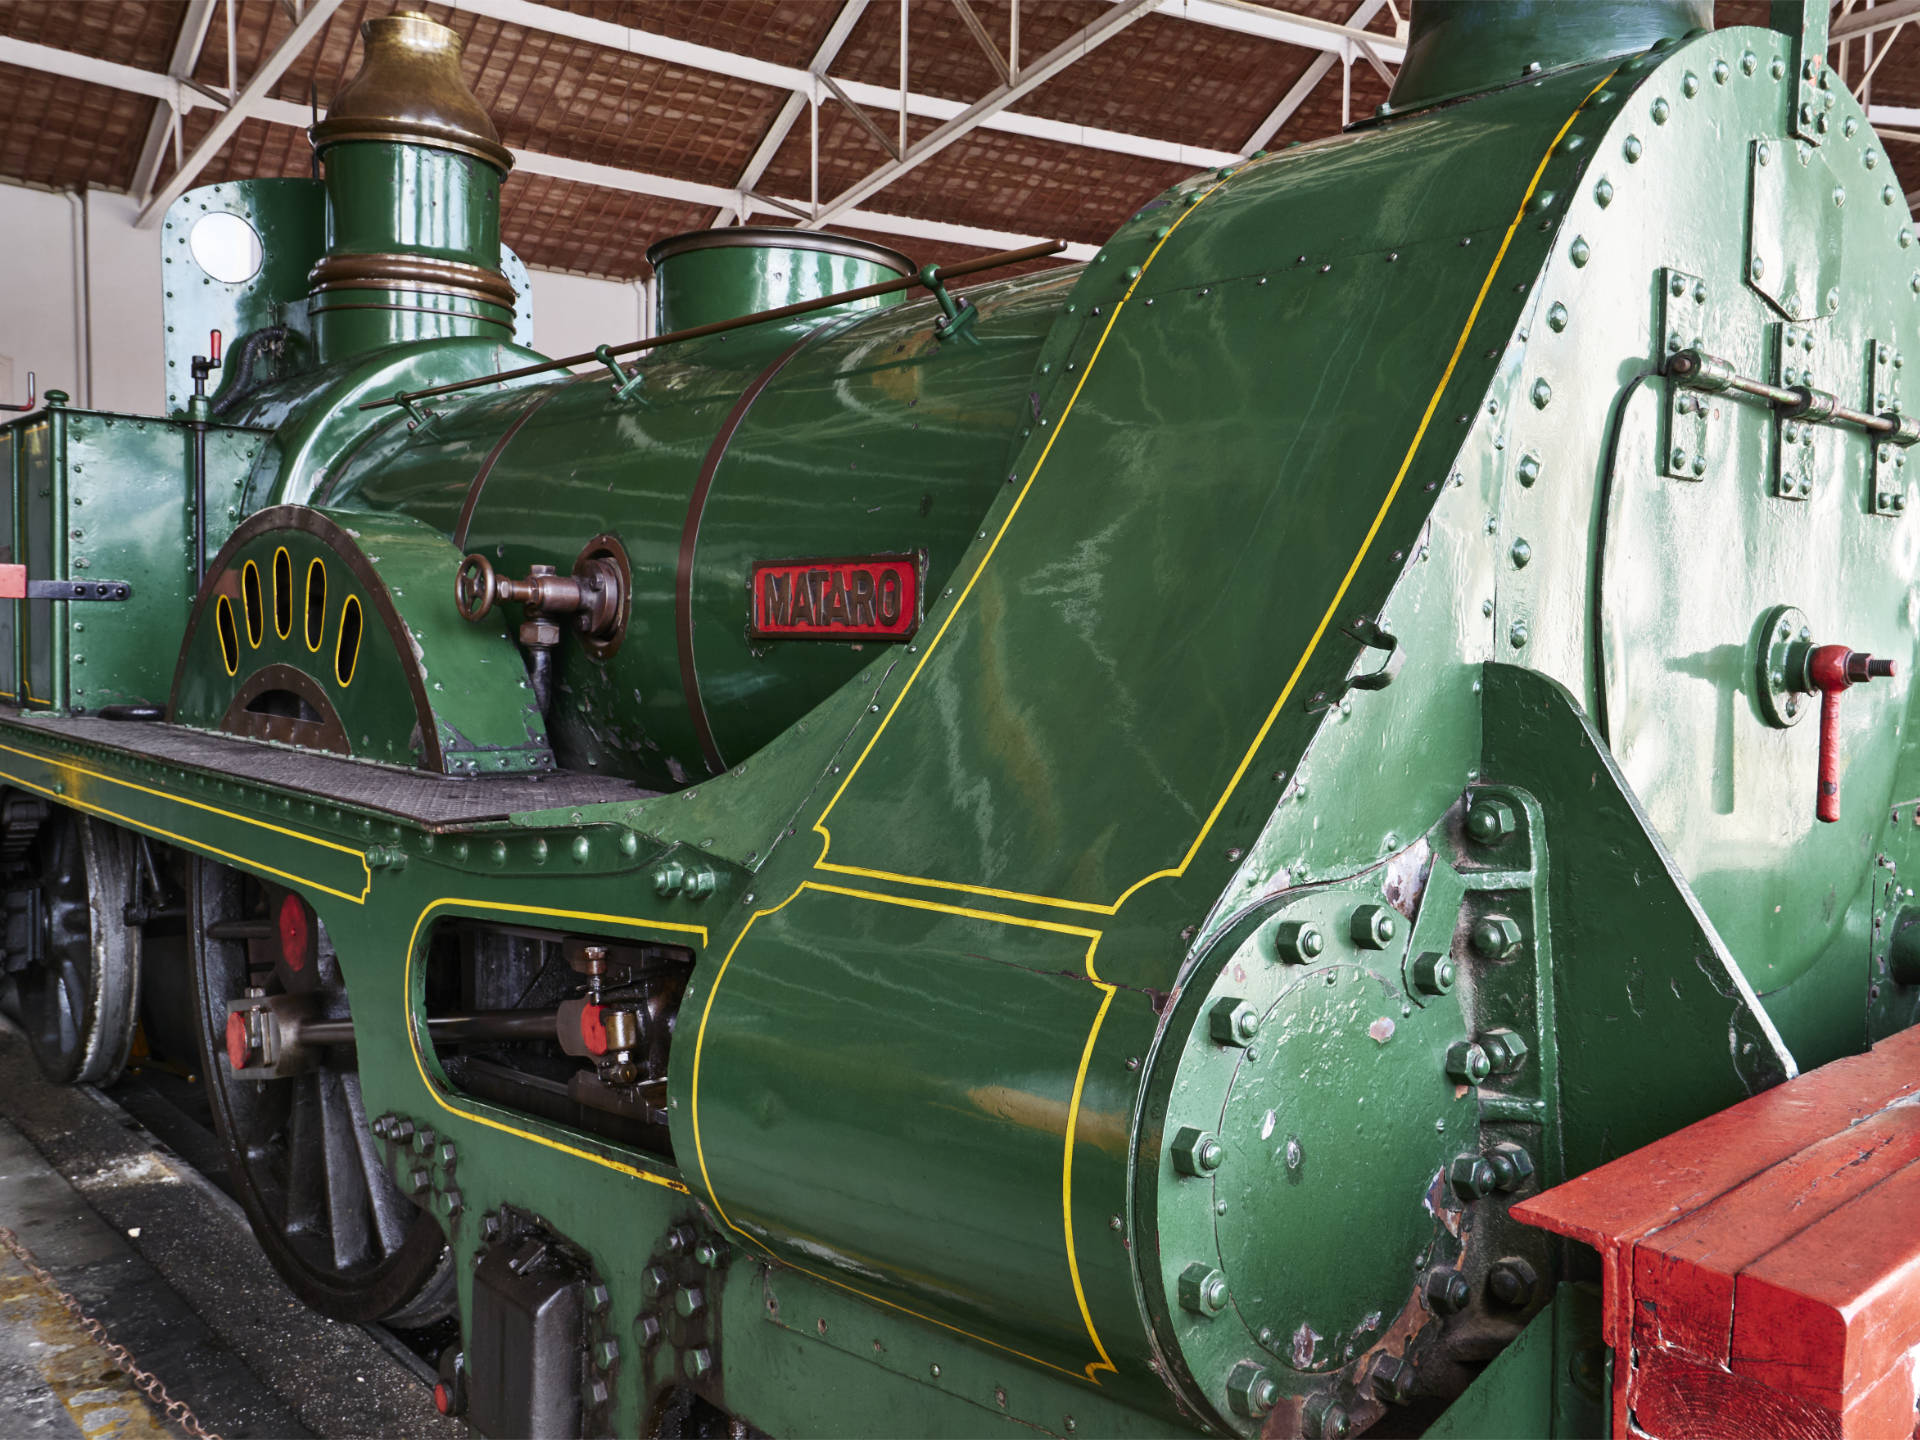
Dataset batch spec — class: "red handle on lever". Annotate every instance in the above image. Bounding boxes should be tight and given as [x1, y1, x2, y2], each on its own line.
[209, 329, 222, 366]
[1808, 645, 1895, 823]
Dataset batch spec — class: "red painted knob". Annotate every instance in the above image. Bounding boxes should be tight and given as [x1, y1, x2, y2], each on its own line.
[1807, 646, 1896, 824]
[224, 1011, 251, 1071]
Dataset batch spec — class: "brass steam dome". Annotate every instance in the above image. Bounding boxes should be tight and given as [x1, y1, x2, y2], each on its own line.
[309, 11, 512, 172]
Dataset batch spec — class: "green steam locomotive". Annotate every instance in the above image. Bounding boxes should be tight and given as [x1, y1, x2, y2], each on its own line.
[1, 2, 1916, 1435]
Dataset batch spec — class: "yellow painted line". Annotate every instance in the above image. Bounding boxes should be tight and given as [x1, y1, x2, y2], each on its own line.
[402, 899, 703, 1192]
[810, 76, 1619, 917]
[691, 879, 1119, 1383]
[0, 739, 374, 903]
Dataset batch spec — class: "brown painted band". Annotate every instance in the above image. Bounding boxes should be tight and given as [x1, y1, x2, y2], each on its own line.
[454, 388, 559, 550]
[675, 322, 841, 776]
[309, 252, 517, 309]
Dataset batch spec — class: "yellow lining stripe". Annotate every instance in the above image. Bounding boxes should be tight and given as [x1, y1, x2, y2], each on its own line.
[809, 75, 1618, 917]
[691, 880, 1118, 1383]
[402, 899, 701, 1191]
[0, 740, 373, 903]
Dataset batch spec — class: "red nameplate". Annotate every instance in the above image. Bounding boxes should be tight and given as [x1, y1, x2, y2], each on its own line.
[749, 554, 922, 640]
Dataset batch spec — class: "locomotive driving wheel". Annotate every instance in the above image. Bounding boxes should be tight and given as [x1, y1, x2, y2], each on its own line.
[9, 810, 140, 1086]
[188, 857, 452, 1324]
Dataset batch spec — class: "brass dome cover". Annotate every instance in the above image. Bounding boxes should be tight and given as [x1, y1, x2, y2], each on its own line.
[310, 11, 512, 172]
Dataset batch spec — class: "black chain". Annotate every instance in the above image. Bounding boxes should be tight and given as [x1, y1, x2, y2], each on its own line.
[0, 1225, 223, 1440]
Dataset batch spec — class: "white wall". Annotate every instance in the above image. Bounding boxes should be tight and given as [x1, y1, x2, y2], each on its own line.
[0, 178, 641, 416]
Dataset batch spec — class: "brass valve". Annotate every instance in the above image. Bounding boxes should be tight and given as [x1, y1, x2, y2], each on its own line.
[454, 534, 631, 713]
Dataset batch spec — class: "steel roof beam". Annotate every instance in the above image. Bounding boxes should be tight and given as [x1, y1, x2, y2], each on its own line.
[732, 0, 871, 221]
[1832, 0, 1920, 41]
[134, 0, 345, 227]
[1241, 0, 1391, 152]
[1148, 0, 1404, 63]
[131, 0, 219, 203]
[447, 0, 1238, 172]
[805, 0, 1163, 227]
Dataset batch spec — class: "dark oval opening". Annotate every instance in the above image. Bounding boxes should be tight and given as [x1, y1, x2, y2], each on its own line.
[305, 560, 326, 652]
[335, 595, 363, 688]
[241, 560, 264, 648]
[273, 548, 293, 639]
[244, 688, 324, 724]
[214, 595, 240, 676]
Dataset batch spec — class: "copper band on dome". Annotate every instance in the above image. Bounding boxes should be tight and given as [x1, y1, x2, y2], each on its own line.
[307, 253, 518, 310]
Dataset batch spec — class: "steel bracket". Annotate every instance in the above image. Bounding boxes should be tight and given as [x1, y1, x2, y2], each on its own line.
[1790, 54, 1835, 146]
[1660, 268, 1716, 481]
[1870, 338, 1910, 518]
[1772, 323, 1820, 500]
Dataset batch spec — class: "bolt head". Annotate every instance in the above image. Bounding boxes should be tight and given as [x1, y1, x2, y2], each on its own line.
[1487, 1143, 1537, 1192]
[1178, 1262, 1229, 1317]
[1481, 1027, 1530, 1073]
[584, 1377, 610, 1408]
[1471, 913, 1524, 960]
[674, 1285, 706, 1319]
[641, 1265, 670, 1302]
[1227, 1361, 1278, 1418]
[1302, 1392, 1351, 1439]
[1410, 950, 1456, 997]
[1274, 919, 1324, 964]
[594, 1338, 621, 1370]
[1172, 1126, 1226, 1176]
[1446, 1041, 1492, 1085]
[1350, 903, 1397, 950]
[1488, 1257, 1539, 1308]
[1465, 796, 1517, 844]
[1425, 1268, 1471, 1316]
[1370, 1354, 1417, 1405]
[682, 1347, 714, 1380]
[1209, 997, 1261, 1047]
[1449, 1154, 1497, 1200]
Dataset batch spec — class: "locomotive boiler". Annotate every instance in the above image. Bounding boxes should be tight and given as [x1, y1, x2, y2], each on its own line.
[2, 2, 1918, 1436]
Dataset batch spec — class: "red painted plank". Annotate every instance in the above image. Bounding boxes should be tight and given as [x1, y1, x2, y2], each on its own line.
[1731, 1159, 1920, 1411]
[1514, 1026, 1920, 1348]
[1627, 1347, 1841, 1440]
[1631, 1107, 1920, 1364]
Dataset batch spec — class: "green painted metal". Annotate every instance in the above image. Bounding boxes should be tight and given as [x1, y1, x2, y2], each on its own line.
[324, 265, 1074, 788]
[1388, 1, 1712, 112]
[647, 229, 914, 333]
[161, 179, 328, 420]
[1421, 1284, 1607, 1439]
[0, 9, 1917, 1438]
[169, 506, 551, 772]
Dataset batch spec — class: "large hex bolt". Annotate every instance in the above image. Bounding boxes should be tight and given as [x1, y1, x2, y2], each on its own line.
[1424, 1268, 1471, 1316]
[1487, 1142, 1536, 1192]
[1226, 1361, 1278, 1418]
[674, 1286, 706, 1320]
[1274, 920, 1325, 965]
[1481, 1028, 1530, 1074]
[1470, 914, 1524, 961]
[1465, 796, 1518, 845]
[1350, 904, 1398, 949]
[1369, 1354, 1417, 1406]
[1171, 1126, 1226, 1176]
[683, 1348, 714, 1380]
[640, 1266, 671, 1303]
[1488, 1257, 1539, 1309]
[1445, 1040, 1492, 1084]
[1178, 1262, 1230, 1318]
[1302, 1392, 1352, 1440]
[1209, 997, 1262, 1048]
[1448, 1153, 1497, 1201]
[1410, 950, 1456, 997]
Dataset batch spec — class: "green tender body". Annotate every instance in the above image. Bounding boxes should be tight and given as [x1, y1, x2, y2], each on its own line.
[2, 8, 1917, 1437]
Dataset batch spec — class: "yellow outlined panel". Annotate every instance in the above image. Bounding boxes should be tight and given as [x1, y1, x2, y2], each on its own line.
[690, 879, 1120, 1384]
[0, 738, 373, 903]
[402, 899, 700, 1193]
[810, 77, 1619, 919]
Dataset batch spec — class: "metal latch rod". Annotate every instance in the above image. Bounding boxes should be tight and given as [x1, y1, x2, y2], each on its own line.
[0, 567, 132, 601]
[1666, 348, 1920, 445]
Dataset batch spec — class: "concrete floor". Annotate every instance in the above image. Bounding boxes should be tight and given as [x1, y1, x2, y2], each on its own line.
[0, 1018, 462, 1439]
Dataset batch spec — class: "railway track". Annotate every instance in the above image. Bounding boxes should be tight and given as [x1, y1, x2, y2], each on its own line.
[0, 1015, 460, 1440]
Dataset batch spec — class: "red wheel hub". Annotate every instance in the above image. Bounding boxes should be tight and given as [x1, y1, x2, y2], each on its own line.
[277, 892, 312, 973]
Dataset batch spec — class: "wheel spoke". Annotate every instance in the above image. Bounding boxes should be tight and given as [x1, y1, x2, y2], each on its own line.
[341, 1074, 410, 1258]
[280, 1073, 327, 1240]
[317, 1070, 375, 1271]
